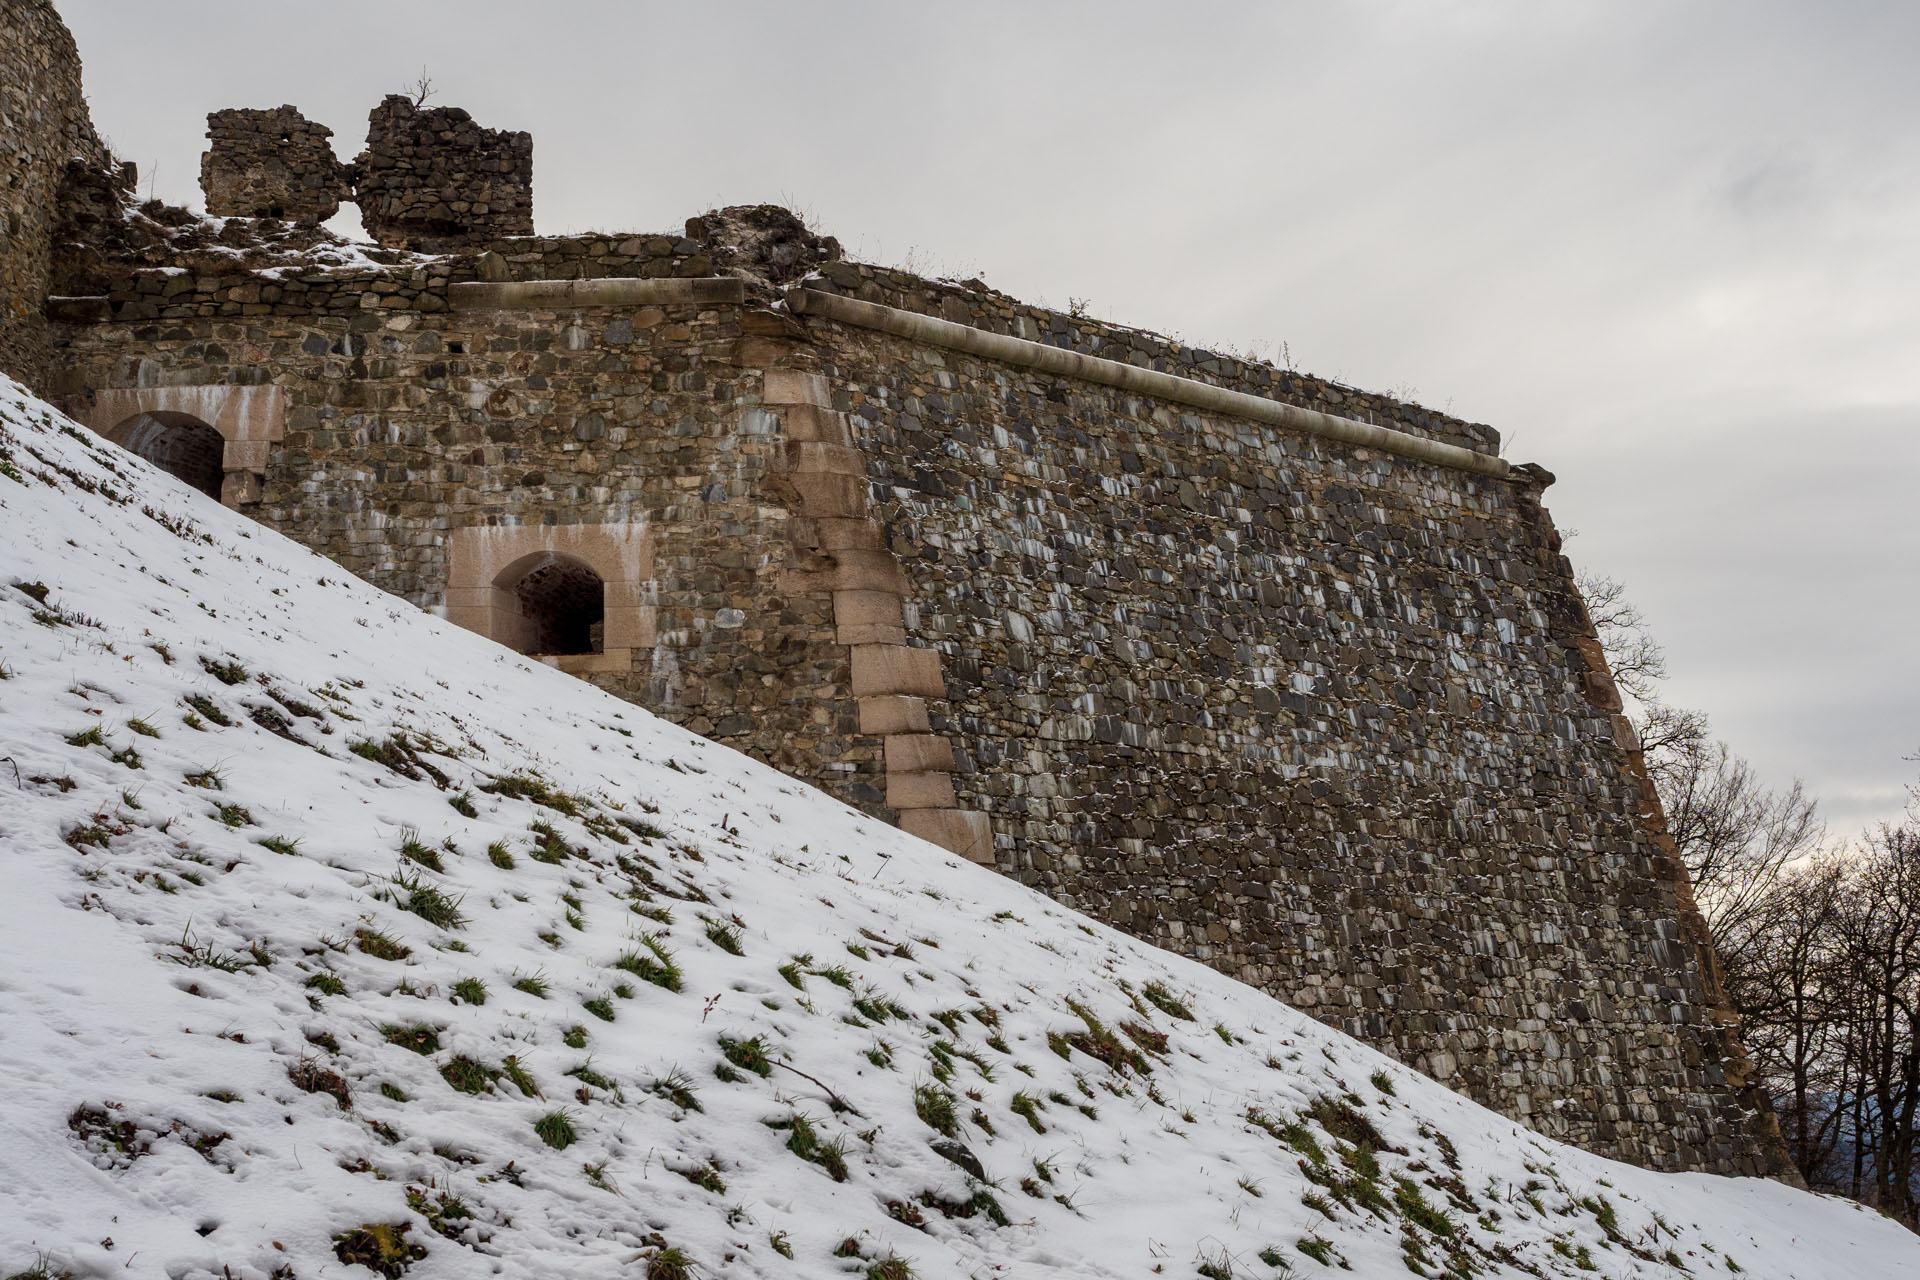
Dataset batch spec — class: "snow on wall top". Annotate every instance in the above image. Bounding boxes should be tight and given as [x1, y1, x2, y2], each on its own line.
[0, 375, 1909, 1279]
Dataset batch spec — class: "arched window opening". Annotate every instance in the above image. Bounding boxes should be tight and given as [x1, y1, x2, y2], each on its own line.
[496, 553, 605, 656]
[117, 412, 225, 500]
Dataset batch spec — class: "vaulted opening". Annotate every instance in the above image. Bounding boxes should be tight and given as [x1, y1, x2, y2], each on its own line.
[117, 411, 224, 499]
[494, 552, 604, 655]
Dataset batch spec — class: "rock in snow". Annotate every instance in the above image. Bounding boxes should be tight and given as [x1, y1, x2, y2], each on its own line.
[1, 372, 1912, 1279]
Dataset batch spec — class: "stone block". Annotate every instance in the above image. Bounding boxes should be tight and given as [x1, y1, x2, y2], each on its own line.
[791, 472, 868, 519]
[899, 808, 994, 865]
[885, 733, 955, 774]
[222, 439, 271, 471]
[850, 643, 945, 698]
[834, 589, 906, 646]
[784, 440, 867, 477]
[785, 548, 905, 595]
[762, 368, 831, 407]
[779, 403, 853, 445]
[814, 518, 886, 551]
[888, 770, 957, 810]
[858, 695, 931, 735]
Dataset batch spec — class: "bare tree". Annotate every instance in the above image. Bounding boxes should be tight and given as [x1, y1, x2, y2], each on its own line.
[1578, 570, 1825, 940]
[1577, 571, 1668, 705]
[404, 67, 435, 107]
[1652, 731, 1825, 944]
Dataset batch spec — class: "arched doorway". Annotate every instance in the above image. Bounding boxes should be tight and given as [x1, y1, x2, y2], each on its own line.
[494, 552, 605, 656]
[116, 412, 226, 500]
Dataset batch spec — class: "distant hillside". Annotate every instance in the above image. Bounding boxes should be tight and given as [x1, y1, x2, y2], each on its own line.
[1, 374, 1910, 1280]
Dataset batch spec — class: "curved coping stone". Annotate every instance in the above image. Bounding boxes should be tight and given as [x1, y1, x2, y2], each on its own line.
[786, 286, 1513, 481]
[448, 276, 747, 310]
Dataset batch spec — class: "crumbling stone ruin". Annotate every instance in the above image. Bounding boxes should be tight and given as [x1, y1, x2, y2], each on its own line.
[200, 105, 352, 224]
[353, 95, 533, 251]
[194, 94, 532, 251]
[3, 0, 1797, 1182]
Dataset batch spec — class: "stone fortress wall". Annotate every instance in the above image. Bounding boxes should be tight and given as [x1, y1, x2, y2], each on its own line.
[5, 0, 1791, 1179]
[0, 0, 109, 389]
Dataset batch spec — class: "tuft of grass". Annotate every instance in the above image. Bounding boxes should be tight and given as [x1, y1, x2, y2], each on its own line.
[500, 1055, 539, 1098]
[354, 928, 411, 961]
[288, 1057, 352, 1109]
[702, 917, 744, 955]
[451, 977, 487, 1006]
[866, 1257, 916, 1280]
[1297, 1237, 1337, 1267]
[482, 772, 583, 816]
[448, 791, 478, 818]
[769, 1111, 848, 1181]
[677, 1160, 726, 1194]
[305, 971, 348, 997]
[567, 1060, 620, 1094]
[583, 995, 615, 1022]
[183, 694, 233, 727]
[127, 715, 161, 738]
[562, 1024, 588, 1049]
[487, 840, 515, 869]
[379, 1023, 441, 1055]
[1371, 1070, 1397, 1096]
[651, 1067, 701, 1112]
[645, 1246, 694, 1280]
[256, 834, 301, 855]
[332, 1223, 426, 1277]
[778, 955, 809, 989]
[199, 656, 248, 685]
[65, 725, 105, 748]
[215, 802, 254, 828]
[1197, 1250, 1235, 1280]
[385, 867, 466, 930]
[718, 1034, 773, 1077]
[512, 971, 550, 998]
[913, 1082, 959, 1138]
[613, 933, 682, 992]
[398, 827, 443, 872]
[528, 820, 578, 864]
[440, 1055, 497, 1094]
[1063, 998, 1150, 1075]
[184, 766, 225, 790]
[534, 1109, 578, 1150]
[1010, 1091, 1047, 1134]
[1394, 1177, 1456, 1238]
[1141, 979, 1194, 1020]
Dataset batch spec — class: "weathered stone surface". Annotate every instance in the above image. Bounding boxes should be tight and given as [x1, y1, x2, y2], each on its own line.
[353, 96, 532, 251]
[0, 0, 110, 390]
[201, 106, 350, 223]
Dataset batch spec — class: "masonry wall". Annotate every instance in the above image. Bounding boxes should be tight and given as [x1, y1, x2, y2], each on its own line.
[46, 251, 888, 807]
[782, 266, 1785, 1177]
[0, 0, 108, 390]
[47, 241, 1788, 1176]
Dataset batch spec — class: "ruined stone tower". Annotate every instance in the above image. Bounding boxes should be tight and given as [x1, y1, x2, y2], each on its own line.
[2, 0, 1793, 1181]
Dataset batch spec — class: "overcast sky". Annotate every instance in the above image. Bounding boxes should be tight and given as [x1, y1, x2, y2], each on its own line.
[61, 0, 1919, 834]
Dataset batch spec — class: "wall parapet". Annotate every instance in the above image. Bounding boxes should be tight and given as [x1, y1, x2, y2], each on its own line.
[787, 287, 1514, 481]
[801, 260, 1500, 456]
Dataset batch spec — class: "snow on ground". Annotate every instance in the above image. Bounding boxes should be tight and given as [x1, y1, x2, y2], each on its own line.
[0, 373, 1911, 1280]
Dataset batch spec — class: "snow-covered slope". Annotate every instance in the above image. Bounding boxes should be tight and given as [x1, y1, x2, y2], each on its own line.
[0, 374, 1911, 1280]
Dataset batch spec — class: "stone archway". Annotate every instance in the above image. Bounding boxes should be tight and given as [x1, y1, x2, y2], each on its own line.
[83, 384, 285, 506]
[493, 551, 606, 656]
[116, 411, 225, 499]
[444, 523, 652, 676]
